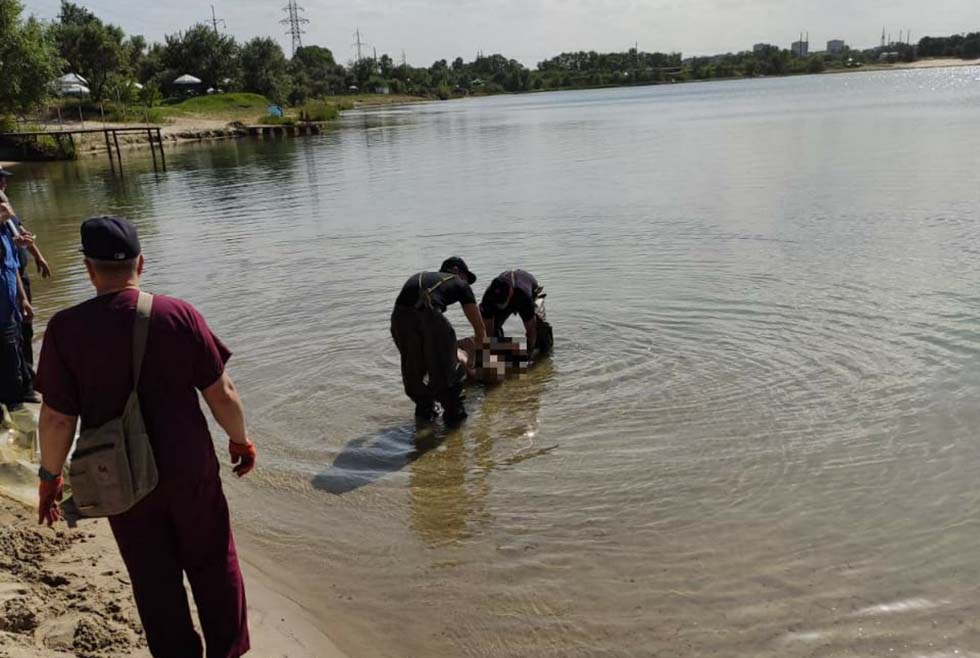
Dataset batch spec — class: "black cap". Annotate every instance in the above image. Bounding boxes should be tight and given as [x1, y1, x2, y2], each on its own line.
[0, 168, 13, 178]
[440, 256, 476, 285]
[81, 216, 141, 261]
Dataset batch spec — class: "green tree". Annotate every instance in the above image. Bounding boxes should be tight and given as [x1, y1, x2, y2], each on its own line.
[159, 24, 239, 93]
[53, 0, 127, 100]
[806, 56, 826, 74]
[289, 45, 343, 103]
[0, 1, 62, 115]
[240, 37, 290, 103]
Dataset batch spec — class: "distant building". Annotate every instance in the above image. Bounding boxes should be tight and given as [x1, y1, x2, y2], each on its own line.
[753, 43, 769, 54]
[791, 40, 809, 58]
[827, 40, 846, 55]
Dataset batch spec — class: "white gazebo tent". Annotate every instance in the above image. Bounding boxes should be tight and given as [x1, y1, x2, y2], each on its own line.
[58, 72, 89, 86]
[173, 74, 202, 86]
[60, 83, 90, 97]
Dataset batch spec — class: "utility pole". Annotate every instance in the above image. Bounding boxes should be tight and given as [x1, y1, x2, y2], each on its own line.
[208, 5, 226, 35]
[353, 28, 365, 63]
[401, 49, 407, 67]
[281, 0, 309, 57]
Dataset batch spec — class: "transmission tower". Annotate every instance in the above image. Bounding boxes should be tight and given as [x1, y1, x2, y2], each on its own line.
[353, 28, 365, 62]
[281, 0, 309, 56]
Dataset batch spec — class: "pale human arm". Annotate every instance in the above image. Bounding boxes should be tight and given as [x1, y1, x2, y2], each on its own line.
[202, 372, 249, 445]
[39, 404, 78, 476]
[462, 303, 487, 344]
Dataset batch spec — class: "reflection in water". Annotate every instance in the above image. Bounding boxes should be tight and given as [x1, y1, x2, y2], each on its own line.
[409, 361, 556, 547]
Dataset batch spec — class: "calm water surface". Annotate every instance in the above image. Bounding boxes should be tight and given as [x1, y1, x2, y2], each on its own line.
[13, 67, 980, 657]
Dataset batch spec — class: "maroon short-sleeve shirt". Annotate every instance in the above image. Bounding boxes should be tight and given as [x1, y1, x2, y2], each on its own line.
[36, 289, 231, 484]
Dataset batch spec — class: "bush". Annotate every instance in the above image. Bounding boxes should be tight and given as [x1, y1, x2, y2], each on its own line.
[258, 114, 295, 126]
[299, 101, 340, 121]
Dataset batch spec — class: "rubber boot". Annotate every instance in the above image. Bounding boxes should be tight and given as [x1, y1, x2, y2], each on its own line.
[441, 386, 468, 426]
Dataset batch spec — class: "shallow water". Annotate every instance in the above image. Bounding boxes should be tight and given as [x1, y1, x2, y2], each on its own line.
[14, 67, 980, 656]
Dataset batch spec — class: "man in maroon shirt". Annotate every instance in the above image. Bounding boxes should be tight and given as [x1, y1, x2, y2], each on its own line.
[35, 216, 257, 658]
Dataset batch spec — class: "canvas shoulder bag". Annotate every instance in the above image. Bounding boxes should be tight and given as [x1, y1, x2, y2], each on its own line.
[68, 291, 159, 517]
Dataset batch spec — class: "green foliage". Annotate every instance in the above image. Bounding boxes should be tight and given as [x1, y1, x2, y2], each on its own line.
[0, 1, 62, 115]
[164, 93, 268, 114]
[289, 45, 344, 104]
[240, 37, 291, 104]
[139, 82, 162, 107]
[53, 1, 127, 100]
[105, 75, 138, 105]
[918, 33, 980, 59]
[258, 114, 295, 126]
[298, 101, 340, 121]
[157, 24, 239, 93]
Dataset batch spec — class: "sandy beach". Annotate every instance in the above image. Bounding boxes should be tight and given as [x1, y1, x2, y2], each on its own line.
[0, 424, 350, 658]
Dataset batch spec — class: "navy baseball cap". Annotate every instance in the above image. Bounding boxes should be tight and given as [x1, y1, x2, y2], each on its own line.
[440, 256, 476, 284]
[81, 216, 141, 261]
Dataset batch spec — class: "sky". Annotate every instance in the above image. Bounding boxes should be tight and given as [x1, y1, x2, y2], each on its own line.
[21, 0, 980, 66]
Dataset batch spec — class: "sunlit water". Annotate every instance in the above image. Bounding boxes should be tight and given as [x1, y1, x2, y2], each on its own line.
[13, 67, 980, 657]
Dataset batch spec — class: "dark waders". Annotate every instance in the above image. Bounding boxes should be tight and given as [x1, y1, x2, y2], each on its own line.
[391, 306, 466, 420]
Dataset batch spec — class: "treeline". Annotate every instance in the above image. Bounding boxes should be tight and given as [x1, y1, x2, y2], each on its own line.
[4, 0, 980, 118]
[917, 33, 980, 60]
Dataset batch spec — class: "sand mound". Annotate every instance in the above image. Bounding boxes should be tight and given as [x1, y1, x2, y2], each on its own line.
[0, 498, 146, 658]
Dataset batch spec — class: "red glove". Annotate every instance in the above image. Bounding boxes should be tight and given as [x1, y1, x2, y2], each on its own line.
[38, 476, 63, 527]
[229, 440, 256, 478]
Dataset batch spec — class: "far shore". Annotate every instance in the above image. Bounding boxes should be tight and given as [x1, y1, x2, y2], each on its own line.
[2, 57, 977, 167]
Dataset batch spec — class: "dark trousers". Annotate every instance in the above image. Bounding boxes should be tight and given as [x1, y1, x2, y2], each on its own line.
[18, 271, 33, 395]
[390, 305, 465, 414]
[0, 323, 23, 408]
[109, 476, 250, 658]
[19, 272, 32, 369]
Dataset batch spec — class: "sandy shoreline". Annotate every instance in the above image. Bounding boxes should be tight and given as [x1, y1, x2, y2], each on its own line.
[0, 428, 350, 658]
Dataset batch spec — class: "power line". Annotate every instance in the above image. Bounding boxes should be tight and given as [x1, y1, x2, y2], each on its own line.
[280, 0, 309, 57]
[207, 5, 226, 35]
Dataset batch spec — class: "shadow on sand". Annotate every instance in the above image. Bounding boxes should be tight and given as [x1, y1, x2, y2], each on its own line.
[311, 422, 449, 495]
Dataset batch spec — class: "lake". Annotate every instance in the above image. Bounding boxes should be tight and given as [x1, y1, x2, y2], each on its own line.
[13, 66, 980, 657]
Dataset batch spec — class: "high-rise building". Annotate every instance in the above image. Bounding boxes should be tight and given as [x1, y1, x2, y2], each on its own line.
[791, 40, 809, 58]
[827, 40, 846, 55]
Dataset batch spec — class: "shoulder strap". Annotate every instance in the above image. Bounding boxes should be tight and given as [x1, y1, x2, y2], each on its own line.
[133, 292, 153, 389]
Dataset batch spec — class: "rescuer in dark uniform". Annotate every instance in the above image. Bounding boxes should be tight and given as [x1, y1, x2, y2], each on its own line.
[391, 257, 487, 424]
[480, 269, 553, 358]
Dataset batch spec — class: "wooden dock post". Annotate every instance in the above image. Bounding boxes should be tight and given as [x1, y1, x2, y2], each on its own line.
[111, 129, 123, 171]
[156, 128, 166, 171]
[103, 129, 115, 173]
[147, 128, 158, 171]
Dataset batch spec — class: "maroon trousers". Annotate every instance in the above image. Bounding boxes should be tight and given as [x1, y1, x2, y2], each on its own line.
[109, 475, 250, 658]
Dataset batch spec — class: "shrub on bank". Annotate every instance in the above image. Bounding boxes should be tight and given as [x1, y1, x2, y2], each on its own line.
[298, 101, 341, 121]
[258, 114, 296, 126]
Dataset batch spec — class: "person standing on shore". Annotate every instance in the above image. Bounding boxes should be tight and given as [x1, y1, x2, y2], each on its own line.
[0, 203, 33, 410]
[0, 167, 53, 404]
[35, 217, 257, 658]
[479, 269, 553, 358]
[391, 257, 487, 424]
